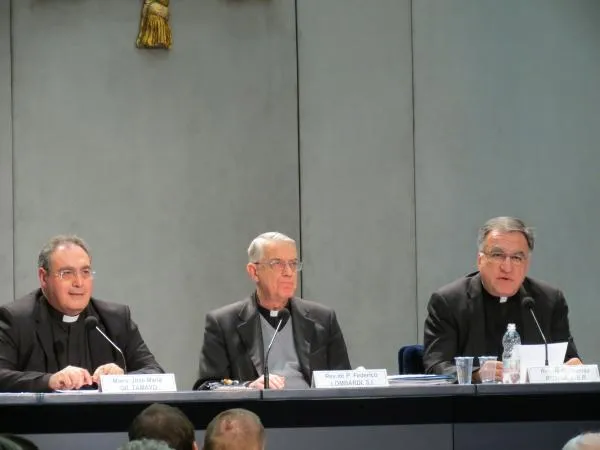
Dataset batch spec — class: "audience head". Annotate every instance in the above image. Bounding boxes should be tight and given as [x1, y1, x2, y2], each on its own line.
[0, 435, 39, 450]
[563, 432, 600, 450]
[129, 403, 197, 450]
[203, 408, 264, 450]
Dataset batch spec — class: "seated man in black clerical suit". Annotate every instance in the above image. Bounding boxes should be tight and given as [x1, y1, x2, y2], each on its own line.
[194, 232, 351, 390]
[0, 234, 163, 392]
[423, 216, 581, 382]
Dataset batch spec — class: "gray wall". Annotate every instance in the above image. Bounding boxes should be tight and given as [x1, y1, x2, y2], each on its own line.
[298, 0, 415, 371]
[1, 0, 599, 389]
[0, 2, 13, 305]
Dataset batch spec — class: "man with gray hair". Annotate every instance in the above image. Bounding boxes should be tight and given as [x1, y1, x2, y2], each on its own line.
[193, 232, 350, 390]
[423, 216, 581, 380]
[0, 235, 163, 392]
[563, 432, 600, 450]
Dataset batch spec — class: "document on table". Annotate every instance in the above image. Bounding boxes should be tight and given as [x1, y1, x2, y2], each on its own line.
[387, 374, 454, 386]
[516, 342, 568, 383]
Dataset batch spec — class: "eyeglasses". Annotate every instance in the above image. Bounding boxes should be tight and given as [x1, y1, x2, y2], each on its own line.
[482, 251, 528, 266]
[254, 259, 303, 273]
[52, 268, 96, 281]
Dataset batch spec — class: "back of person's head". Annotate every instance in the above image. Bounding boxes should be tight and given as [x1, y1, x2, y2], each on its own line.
[0, 435, 39, 450]
[120, 439, 175, 450]
[203, 408, 264, 450]
[563, 432, 600, 450]
[129, 403, 196, 450]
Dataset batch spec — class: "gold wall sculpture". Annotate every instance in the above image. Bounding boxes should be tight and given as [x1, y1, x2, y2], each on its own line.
[136, 0, 172, 49]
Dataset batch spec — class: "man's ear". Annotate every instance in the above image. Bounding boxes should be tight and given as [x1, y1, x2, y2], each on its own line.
[246, 263, 259, 282]
[38, 267, 48, 289]
[476, 252, 484, 271]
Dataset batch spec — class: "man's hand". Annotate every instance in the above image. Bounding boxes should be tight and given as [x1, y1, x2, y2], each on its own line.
[565, 358, 583, 366]
[248, 374, 285, 390]
[92, 363, 125, 383]
[473, 361, 503, 383]
[48, 366, 94, 391]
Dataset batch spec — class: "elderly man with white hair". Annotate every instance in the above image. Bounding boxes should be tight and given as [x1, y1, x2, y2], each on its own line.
[193, 232, 350, 390]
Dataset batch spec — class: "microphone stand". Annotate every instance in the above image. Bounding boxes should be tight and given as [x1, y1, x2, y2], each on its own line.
[527, 308, 549, 367]
[264, 316, 286, 389]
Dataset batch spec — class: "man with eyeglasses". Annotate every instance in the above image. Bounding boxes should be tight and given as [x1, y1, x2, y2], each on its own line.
[193, 232, 350, 390]
[423, 216, 581, 381]
[0, 235, 163, 392]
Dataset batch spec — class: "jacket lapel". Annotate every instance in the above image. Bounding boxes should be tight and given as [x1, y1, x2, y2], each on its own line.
[466, 273, 487, 358]
[290, 298, 315, 381]
[34, 296, 58, 373]
[236, 298, 264, 376]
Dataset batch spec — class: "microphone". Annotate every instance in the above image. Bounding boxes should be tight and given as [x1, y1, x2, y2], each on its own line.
[264, 309, 290, 390]
[522, 296, 549, 366]
[84, 316, 127, 373]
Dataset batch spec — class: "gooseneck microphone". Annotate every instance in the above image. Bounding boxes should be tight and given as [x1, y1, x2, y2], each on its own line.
[522, 296, 549, 366]
[84, 316, 127, 373]
[264, 309, 290, 390]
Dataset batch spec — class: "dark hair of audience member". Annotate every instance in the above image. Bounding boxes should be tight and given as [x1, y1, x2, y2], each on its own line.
[203, 408, 264, 450]
[0, 435, 39, 450]
[128, 403, 196, 450]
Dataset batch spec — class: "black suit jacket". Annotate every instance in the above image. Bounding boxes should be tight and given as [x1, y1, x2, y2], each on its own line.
[423, 272, 579, 376]
[193, 295, 351, 389]
[0, 289, 164, 392]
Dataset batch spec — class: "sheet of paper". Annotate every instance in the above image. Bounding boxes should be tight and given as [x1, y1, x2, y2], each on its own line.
[516, 342, 568, 383]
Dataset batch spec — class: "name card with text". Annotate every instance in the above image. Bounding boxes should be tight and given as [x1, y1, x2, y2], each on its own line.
[527, 364, 600, 384]
[312, 369, 389, 388]
[100, 374, 177, 393]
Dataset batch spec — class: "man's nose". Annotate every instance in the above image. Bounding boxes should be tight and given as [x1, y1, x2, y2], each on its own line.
[281, 263, 294, 276]
[72, 272, 84, 286]
[499, 257, 513, 271]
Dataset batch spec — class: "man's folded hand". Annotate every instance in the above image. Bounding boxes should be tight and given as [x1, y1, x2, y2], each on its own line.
[48, 365, 93, 391]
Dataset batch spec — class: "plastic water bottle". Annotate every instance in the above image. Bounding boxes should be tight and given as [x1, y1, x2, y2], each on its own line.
[502, 323, 521, 384]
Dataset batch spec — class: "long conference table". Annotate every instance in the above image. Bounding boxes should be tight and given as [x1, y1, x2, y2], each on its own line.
[1, 383, 600, 450]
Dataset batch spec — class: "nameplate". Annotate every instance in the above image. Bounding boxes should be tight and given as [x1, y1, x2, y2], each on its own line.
[527, 365, 600, 384]
[311, 369, 389, 388]
[99, 374, 177, 393]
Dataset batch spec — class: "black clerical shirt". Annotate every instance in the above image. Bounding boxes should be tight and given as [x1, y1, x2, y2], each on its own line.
[44, 299, 93, 373]
[482, 287, 523, 358]
[254, 292, 291, 329]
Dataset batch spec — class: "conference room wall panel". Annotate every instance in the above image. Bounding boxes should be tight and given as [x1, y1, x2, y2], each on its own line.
[0, 4, 13, 305]
[297, 0, 416, 372]
[413, 0, 600, 365]
[10, 0, 299, 390]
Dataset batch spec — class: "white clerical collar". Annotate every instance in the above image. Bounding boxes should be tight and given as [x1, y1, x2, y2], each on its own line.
[499, 297, 508, 304]
[62, 314, 79, 323]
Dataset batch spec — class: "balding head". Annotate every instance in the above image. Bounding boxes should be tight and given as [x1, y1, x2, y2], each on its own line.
[563, 432, 600, 450]
[203, 409, 264, 450]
